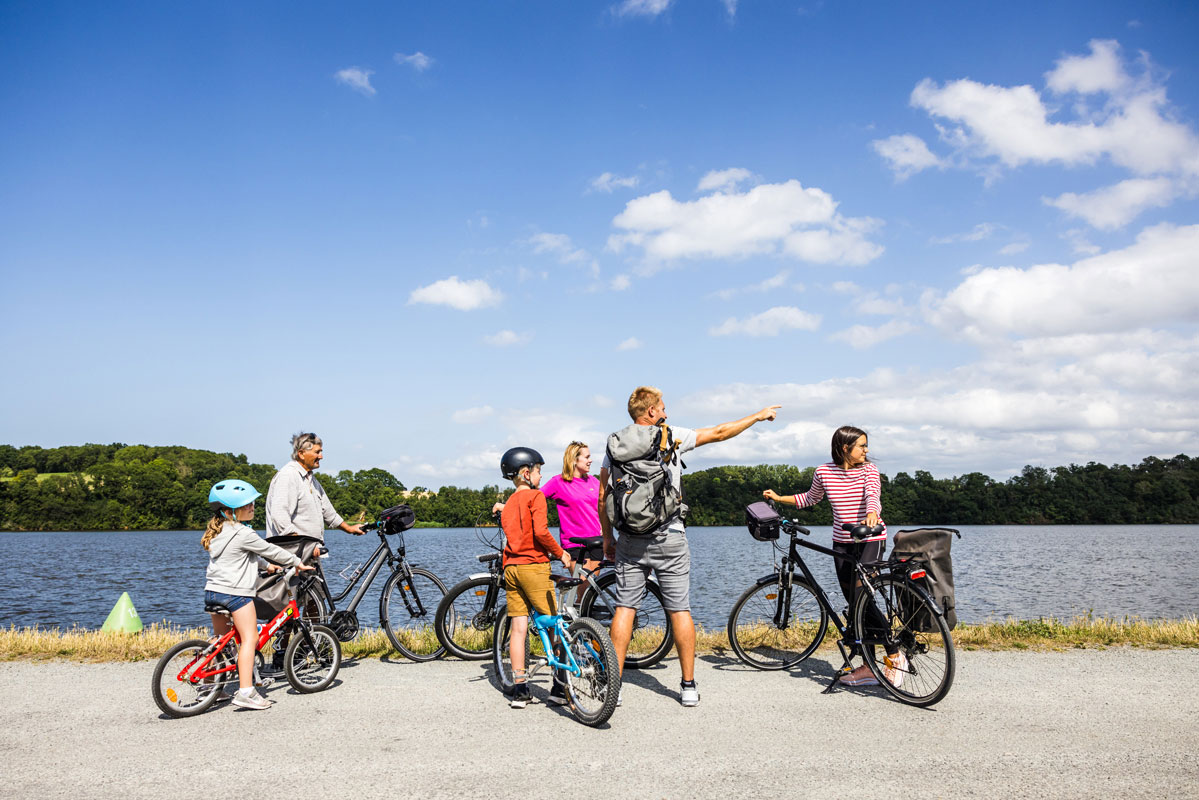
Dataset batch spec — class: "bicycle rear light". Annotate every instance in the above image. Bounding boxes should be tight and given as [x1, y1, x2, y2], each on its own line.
[909, 569, 927, 580]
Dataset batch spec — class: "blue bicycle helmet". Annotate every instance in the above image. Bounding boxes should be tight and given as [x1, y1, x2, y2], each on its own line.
[208, 479, 262, 510]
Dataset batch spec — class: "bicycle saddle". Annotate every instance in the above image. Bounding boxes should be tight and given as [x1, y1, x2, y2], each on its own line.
[550, 575, 584, 589]
[203, 601, 232, 615]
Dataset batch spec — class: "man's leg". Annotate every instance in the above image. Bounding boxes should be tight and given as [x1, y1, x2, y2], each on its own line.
[668, 609, 696, 682]
[610, 606, 636, 675]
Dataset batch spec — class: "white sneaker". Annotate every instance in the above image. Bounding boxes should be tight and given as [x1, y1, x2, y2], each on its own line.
[679, 681, 700, 707]
[883, 652, 907, 688]
[232, 689, 271, 710]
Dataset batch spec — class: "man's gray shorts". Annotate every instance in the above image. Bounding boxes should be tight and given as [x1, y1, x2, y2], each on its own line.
[613, 529, 690, 612]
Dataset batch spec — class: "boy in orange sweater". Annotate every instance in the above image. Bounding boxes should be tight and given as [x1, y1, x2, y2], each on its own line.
[495, 447, 574, 708]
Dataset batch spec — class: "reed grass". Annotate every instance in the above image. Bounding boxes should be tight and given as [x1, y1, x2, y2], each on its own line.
[2, 615, 1195, 662]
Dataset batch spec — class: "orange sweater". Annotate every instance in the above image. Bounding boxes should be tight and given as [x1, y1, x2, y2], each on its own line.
[502, 489, 565, 565]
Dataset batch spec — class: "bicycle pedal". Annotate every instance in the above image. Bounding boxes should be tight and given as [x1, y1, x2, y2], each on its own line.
[255, 677, 275, 689]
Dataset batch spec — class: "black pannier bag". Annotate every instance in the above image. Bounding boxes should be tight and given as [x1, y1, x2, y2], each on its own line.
[255, 535, 323, 620]
[380, 504, 416, 535]
[889, 527, 959, 630]
[745, 502, 781, 542]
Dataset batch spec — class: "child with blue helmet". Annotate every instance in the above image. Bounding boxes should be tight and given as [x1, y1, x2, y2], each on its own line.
[203, 478, 314, 710]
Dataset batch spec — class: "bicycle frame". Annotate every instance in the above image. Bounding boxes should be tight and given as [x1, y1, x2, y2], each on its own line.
[180, 577, 321, 685]
[527, 612, 596, 678]
[317, 528, 410, 613]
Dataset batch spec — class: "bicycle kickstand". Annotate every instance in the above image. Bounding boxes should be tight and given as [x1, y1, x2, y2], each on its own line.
[822, 638, 856, 695]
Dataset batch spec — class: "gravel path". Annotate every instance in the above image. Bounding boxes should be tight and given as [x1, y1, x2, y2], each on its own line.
[1, 648, 1196, 799]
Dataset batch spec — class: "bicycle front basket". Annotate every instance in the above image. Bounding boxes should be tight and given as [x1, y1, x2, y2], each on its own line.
[745, 502, 780, 542]
[381, 503, 416, 535]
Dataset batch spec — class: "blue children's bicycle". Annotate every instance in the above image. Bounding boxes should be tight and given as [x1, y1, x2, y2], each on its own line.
[491, 570, 621, 727]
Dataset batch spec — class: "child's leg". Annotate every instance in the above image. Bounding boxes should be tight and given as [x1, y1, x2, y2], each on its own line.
[230, 604, 258, 691]
[509, 615, 529, 682]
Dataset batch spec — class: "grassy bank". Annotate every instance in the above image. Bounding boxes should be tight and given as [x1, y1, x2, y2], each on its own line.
[1, 615, 1196, 662]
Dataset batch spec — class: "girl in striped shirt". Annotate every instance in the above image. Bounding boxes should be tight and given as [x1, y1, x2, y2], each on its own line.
[762, 426, 905, 688]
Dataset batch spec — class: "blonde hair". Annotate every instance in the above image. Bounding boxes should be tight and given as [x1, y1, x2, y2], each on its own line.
[201, 512, 229, 551]
[561, 441, 588, 481]
[627, 386, 662, 421]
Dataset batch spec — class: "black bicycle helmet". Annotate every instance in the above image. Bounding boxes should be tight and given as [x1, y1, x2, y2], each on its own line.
[500, 446, 544, 479]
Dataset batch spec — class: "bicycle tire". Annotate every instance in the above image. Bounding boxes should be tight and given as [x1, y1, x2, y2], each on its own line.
[151, 639, 225, 718]
[434, 575, 500, 661]
[491, 604, 547, 694]
[578, 571, 674, 669]
[854, 573, 955, 707]
[727, 574, 828, 670]
[298, 583, 331, 625]
[283, 623, 342, 693]
[562, 617, 620, 727]
[381, 566, 448, 661]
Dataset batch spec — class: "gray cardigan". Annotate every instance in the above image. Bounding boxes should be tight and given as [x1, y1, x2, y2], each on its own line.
[204, 520, 304, 596]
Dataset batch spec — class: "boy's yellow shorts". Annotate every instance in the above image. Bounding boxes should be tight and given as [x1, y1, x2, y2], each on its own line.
[503, 562, 557, 618]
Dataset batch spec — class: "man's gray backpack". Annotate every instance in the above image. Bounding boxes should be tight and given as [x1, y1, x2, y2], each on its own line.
[604, 423, 687, 535]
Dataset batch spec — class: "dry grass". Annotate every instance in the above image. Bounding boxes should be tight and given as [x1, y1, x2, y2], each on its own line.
[2, 615, 1195, 662]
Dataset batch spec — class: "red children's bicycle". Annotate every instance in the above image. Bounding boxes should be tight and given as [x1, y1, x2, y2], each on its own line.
[152, 569, 342, 717]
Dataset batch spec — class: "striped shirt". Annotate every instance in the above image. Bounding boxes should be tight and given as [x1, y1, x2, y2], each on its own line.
[794, 462, 886, 543]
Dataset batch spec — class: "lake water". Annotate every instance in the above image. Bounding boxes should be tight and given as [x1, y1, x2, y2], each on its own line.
[2, 525, 1197, 631]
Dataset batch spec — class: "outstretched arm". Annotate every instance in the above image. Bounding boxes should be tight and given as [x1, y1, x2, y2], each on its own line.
[695, 405, 781, 447]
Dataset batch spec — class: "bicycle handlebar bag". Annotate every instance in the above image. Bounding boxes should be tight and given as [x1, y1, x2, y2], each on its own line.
[381, 503, 416, 535]
[745, 502, 780, 542]
[253, 571, 289, 620]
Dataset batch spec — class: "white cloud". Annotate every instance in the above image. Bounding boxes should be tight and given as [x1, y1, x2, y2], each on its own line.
[721, 0, 738, 17]
[616, 337, 642, 351]
[926, 223, 1199, 341]
[713, 270, 795, 300]
[930, 223, 999, 245]
[334, 67, 375, 96]
[872, 134, 941, 179]
[483, 330, 532, 347]
[696, 168, 754, 193]
[395, 51, 433, 71]
[610, 274, 631, 291]
[452, 406, 494, 424]
[608, 179, 883, 267]
[710, 306, 822, 337]
[528, 232, 589, 264]
[615, 0, 672, 17]
[590, 172, 640, 193]
[898, 40, 1199, 215]
[408, 276, 503, 311]
[999, 242, 1030, 255]
[829, 319, 919, 349]
[1043, 177, 1181, 230]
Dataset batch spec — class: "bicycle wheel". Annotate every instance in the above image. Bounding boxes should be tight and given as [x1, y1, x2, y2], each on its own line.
[562, 617, 620, 727]
[727, 574, 828, 670]
[283, 623, 342, 693]
[434, 576, 500, 661]
[854, 574, 955, 707]
[579, 571, 674, 669]
[151, 639, 225, 718]
[491, 604, 548, 693]
[381, 566, 448, 661]
[296, 583, 330, 623]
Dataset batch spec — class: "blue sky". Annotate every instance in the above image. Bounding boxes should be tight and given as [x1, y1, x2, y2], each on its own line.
[3, 1, 1198, 489]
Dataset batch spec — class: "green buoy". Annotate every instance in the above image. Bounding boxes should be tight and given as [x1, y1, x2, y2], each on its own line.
[100, 591, 143, 633]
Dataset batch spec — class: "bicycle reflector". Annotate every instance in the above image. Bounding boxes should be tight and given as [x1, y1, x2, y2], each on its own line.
[909, 569, 927, 580]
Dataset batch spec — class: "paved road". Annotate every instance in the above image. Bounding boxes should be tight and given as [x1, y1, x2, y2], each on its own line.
[1, 648, 1195, 799]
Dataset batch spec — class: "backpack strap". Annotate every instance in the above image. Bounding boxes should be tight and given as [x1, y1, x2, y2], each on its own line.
[656, 424, 680, 466]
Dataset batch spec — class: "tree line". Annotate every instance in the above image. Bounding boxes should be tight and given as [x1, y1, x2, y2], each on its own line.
[1, 443, 1197, 531]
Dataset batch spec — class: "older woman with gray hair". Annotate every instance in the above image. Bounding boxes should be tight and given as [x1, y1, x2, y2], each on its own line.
[265, 432, 364, 543]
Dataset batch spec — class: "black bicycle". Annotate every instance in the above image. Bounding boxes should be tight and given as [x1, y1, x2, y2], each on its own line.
[727, 505, 957, 707]
[286, 504, 448, 662]
[434, 518, 674, 668]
